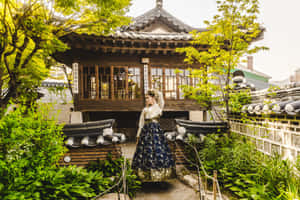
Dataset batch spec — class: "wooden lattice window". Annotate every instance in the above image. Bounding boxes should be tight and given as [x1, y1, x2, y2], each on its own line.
[150, 67, 195, 100]
[99, 67, 111, 99]
[128, 67, 141, 99]
[82, 66, 96, 99]
[178, 69, 191, 99]
[113, 67, 127, 100]
[150, 67, 163, 90]
[165, 68, 177, 99]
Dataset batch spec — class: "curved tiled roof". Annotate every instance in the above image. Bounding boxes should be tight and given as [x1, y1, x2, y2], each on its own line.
[111, 30, 192, 41]
[239, 86, 300, 116]
[63, 119, 126, 148]
[123, 7, 204, 33]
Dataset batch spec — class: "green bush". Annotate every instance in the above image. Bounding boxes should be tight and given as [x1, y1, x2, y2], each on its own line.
[0, 104, 66, 199]
[1, 166, 112, 200]
[188, 133, 300, 200]
[0, 105, 141, 199]
[87, 153, 142, 198]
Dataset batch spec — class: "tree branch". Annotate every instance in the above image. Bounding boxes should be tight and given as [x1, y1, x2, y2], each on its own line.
[21, 42, 40, 69]
[13, 36, 29, 70]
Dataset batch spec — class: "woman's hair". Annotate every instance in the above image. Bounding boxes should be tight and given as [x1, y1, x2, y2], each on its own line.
[146, 89, 165, 109]
[147, 90, 156, 98]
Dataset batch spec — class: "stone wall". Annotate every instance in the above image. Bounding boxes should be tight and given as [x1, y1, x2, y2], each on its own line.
[38, 86, 75, 124]
[59, 145, 122, 167]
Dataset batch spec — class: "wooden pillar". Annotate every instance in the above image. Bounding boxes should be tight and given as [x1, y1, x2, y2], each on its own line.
[110, 66, 114, 100]
[84, 66, 88, 99]
[147, 65, 151, 90]
[95, 65, 99, 100]
[141, 65, 145, 100]
[125, 67, 129, 100]
[80, 64, 84, 100]
[176, 70, 179, 99]
[162, 67, 166, 98]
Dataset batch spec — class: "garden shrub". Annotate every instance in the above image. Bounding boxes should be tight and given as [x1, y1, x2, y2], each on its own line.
[187, 133, 300, 200]
[0, 105, 141, 199]
[0, 104, 66, 199]
[87, 153, 142, 198]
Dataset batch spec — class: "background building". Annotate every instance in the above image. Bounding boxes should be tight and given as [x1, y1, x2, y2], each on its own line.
[232, 56, 272, 90]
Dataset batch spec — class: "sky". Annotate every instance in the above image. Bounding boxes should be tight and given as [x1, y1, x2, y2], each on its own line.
[128, 0, 300, 81]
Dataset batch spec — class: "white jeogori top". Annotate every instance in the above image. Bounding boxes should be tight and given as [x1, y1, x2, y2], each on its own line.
[136, 91, 164, 138]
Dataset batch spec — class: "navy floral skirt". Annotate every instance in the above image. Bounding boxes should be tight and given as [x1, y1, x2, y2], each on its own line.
[132, 122, 175, 181]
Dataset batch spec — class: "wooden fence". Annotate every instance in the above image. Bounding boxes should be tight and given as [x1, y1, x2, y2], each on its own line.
[230, 116, 300, 161]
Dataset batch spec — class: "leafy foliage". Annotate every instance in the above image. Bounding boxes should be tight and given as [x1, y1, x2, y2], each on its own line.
[0, 104, 65, 199]
[0, 0, 131, 108]
[177, 0, 268, 120]
[229, 89, 251, 113]
[0, 104, 141, 199]
[187, 133, 300, 199]
[87, 153, 142, 198]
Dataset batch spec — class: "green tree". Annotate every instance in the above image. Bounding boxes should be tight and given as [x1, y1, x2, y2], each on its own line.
[0, 0, 131, 109]
[177, 0, 267, 121]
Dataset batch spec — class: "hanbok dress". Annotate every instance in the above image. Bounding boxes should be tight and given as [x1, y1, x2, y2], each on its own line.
[131, 94, 175, 181]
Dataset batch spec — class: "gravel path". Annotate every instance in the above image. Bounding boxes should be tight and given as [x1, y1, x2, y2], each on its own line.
[133, 179, 199, 200]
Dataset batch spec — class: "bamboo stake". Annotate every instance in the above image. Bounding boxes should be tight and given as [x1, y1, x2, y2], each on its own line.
[213, 170, 217, 200]
[204, 176, 207, 194]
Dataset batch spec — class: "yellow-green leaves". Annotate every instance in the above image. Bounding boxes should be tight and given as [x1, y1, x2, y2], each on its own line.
[0, 0, 131, 108]
[178, 0, 267, 119]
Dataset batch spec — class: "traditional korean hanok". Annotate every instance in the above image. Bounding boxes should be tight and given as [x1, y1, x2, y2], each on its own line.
[54, 0, 263, 139]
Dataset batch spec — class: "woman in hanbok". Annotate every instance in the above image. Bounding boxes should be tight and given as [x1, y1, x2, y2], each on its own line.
[132, 90, 175, 182]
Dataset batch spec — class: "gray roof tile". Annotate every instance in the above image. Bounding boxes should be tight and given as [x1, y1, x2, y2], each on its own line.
[123, 7, 204, 33]
[110, 31, 192, 41]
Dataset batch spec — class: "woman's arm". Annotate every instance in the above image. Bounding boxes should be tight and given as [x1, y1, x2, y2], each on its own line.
[156, 90, 164, 110]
